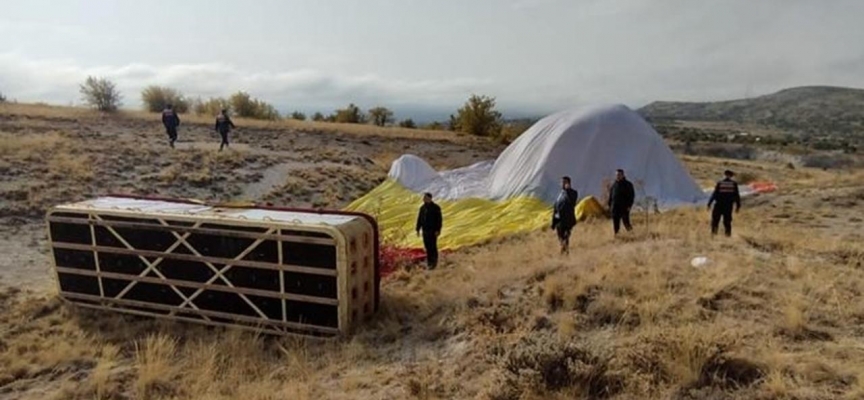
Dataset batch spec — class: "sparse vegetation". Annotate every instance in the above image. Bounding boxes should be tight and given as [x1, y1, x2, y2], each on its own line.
[141, 86, 190, 113]
[368, 106, 394, 127]
[1, 101, 863, 399]
[425, 121, 445, 130]
[192, 96, 232, 116]
[229, 91, 280, 120]
[79, 76, 122, 112]
[399, 118, 416, 129]
[641, 86, 864, 140]
[312, 112, 326, 122]
[290, 111, 307, 121]
[332, 103, 366, 124]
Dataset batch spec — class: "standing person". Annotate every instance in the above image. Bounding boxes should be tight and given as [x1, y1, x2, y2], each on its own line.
[551, 176, 579, 255]
[608, 169, 635, 235]
[707, 170, 741, 237]
[214, 109, 236, 151]
[416, 193, 442, 269]
[161, 104, 180, 148]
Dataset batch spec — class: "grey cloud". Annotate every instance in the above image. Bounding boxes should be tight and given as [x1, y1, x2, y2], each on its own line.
[0, 53, 493, 115]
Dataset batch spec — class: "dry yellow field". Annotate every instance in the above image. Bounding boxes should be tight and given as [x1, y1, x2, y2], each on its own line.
[1, 104, 863, 399]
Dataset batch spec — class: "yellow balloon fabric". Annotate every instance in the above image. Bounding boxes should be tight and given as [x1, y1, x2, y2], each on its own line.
[344, 180, 552, 250]
[575, 196, 607, 221]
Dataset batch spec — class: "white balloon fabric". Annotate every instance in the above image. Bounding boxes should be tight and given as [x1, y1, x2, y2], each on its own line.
[388, 104, 707, 207]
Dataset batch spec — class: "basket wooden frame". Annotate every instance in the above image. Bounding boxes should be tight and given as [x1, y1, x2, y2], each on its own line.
[46, 197, 379, 338]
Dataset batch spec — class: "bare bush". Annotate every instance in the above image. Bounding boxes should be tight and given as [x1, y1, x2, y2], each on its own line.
[399, 118, 416, 129]
[230, 91, 280, 120]
[368, 106, 395, 127]
[79, 76, 122, 112]
[192, 97, 231, 116]
[490, 335, 622, 399]
[141, 86, 189, 113]
[333, 103, 366, 124]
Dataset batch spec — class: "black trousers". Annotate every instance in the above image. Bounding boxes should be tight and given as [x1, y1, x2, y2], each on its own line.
[166, 127, 177, 141]
[711, 206, 733, 236]
[219, 131, 229, 149]
[612, 208, 632, 234]
[422, 231, 438, 268]
[556, 225, 573, 245]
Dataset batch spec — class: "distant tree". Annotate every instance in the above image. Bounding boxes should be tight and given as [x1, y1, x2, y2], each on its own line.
[399, 118, 417, 129]
[423, 121, 445, 130]
[448, 114, 460, 131]
[141, 86, 189, 113]
[229, 91, 280, 120]
[498, 120, 533, 144]
[368, 106, 394, 127]
[192, 97, 231, 116]
[453, 94, 502, 137]
[230, 91, 256, 118]
[290, 111, 307, 121]
[333, 103, 366, 123]
[0, 92, 6, 103]
[79, 76, 122, 112]
[312, 112, 326, 122]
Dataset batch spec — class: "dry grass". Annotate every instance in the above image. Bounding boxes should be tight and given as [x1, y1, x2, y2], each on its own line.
[5, 180, 862, 399]
[2, 102, 864, 398]
[0, 102, 467, 142]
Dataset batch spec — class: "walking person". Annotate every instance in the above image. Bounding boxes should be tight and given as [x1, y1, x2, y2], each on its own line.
[551, 176, 579, 255]
[161, 104, 180, 148]
[608, 169, 635, 235]
[707, 170, 741, 237]
[214, 109, 236, 151]
[416, 193, 442, 269]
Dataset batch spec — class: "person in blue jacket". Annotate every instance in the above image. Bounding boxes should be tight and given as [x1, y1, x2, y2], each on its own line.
[161, 104, 180, 148]
[215, 109, 236, 151]
[708, 170, 742, 236]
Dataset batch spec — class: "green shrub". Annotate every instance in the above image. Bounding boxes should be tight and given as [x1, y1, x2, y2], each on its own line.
[453, 94, 502, 137]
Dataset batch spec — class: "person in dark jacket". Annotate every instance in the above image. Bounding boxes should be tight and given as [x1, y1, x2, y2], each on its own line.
[708, 170, 741, 236]
[214, 109, 236, 151]
[551, 176, 579, 255]
[161, 104, 180, 148]
[608, 169, 635, 235]
[416, 193, 443, 269]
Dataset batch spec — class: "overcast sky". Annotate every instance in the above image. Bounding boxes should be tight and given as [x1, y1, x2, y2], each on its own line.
[1, 0, 863, 121]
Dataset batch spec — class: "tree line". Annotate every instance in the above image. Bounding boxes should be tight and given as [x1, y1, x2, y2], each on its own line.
[76, 75, 529, 142]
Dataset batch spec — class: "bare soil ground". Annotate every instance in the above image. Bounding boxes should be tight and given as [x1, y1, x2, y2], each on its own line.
[1, 104, 863, 399]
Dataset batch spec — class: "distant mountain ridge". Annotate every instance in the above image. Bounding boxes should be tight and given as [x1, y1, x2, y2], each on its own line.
[639, 86, 864, 138]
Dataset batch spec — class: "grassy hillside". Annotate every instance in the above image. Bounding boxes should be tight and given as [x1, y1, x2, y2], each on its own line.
[640, 86, 864, 139]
